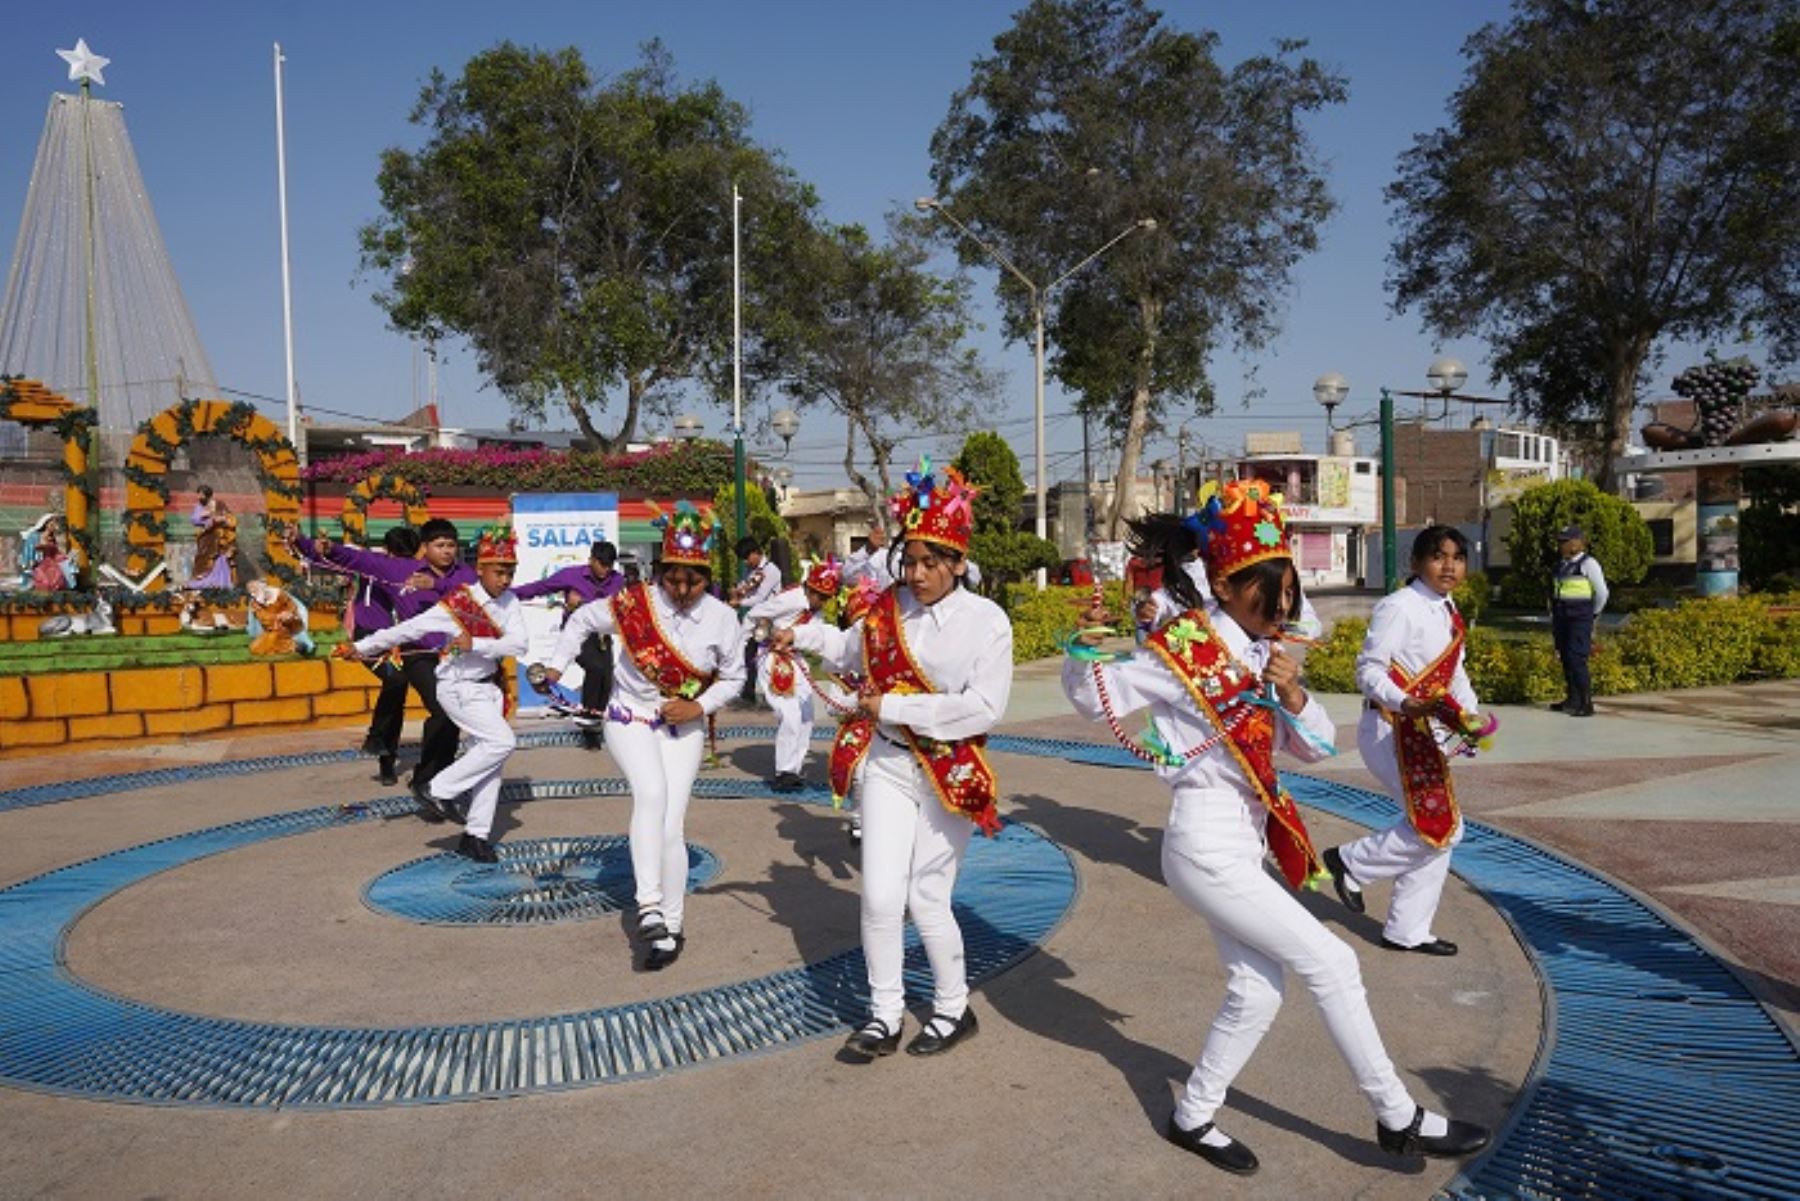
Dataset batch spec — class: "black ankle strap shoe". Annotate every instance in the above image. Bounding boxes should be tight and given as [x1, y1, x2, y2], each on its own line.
[905, 1008, 978, 1056]
[1165, 1119, 1259, 1176]
[1377, 1106, 1491, 1158]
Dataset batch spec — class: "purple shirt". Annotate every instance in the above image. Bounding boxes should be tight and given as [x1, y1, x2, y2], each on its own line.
[295, 534, 474, 649]
[514, 563, 625, 608]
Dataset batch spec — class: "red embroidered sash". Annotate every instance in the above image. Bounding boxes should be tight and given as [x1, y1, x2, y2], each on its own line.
[849, 588, 1001, 835]
[767, 610, 811, 698]
[1382, 617, 1465, 849]
[828, 714, 874, 807]
[1146, 609, 1323, 889]
[611, 582, 714, 702]
[439, 586, 515, 716]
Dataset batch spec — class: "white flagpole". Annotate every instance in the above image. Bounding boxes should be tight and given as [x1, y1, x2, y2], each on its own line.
[273, 43, 299, 457]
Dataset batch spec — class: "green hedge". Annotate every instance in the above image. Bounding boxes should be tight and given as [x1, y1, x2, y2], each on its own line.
[1003, 581, 1132, 664]
[1299, 593, 1800, 701]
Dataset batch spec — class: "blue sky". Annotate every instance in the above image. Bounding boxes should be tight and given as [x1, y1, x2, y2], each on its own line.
[0, 1, 1755, 488]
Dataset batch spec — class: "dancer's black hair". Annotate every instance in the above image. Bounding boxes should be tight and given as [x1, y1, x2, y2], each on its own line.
[382, 525, 421, 556]
[1127, 511, 1303, 624]
[1126, 513, 1207, 612]
[419, 518, 459, 545]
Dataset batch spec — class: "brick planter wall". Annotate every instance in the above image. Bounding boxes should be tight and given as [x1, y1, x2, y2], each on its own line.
[0, 654, 450, 758]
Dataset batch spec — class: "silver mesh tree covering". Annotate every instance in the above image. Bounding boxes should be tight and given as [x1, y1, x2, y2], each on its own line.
[0, 91, 218, 433]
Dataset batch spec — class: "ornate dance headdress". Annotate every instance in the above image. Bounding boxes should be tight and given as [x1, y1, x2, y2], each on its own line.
[651, 500, 715, 568]
[886, 457, 978, 555]
[840, 575, 883, 626]
[804, 556, 844, 596]
[1189, 479, 1290, 580]
[475, 525, 518, 565]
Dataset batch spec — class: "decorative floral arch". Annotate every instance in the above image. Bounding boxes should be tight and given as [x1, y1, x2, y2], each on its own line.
[0, 377, 98, 576]
[122, 399, 302, 589]
[340, 471, 430, 544]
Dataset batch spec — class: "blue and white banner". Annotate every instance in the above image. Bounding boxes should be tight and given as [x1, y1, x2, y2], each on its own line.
[511, 493, 619, 709]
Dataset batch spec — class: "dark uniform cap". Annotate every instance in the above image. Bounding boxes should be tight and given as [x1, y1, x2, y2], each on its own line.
[1557, 525, 1584, 541]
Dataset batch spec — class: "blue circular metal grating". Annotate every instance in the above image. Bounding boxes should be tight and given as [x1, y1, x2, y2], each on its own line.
[364, 835, 721, 926]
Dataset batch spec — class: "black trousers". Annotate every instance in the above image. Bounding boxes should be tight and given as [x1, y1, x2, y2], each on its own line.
[1551, 602, 1594, 705]
[576, 632, 615, 713]
[354, 625, 411, 757]
[402, 652, 461, 784]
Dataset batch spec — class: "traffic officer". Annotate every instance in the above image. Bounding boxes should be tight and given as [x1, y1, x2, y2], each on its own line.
[1550, 525, 1608, 717]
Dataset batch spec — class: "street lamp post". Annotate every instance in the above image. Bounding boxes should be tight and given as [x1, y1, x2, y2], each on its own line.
[1316, 357, 1505, 594]
[916, 198, 1155, 587]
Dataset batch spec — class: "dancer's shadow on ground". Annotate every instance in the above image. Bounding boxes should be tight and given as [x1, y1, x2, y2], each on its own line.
[1005, 792, 1163, 886]
[979, 931, 1409, 1170]
[706, 800, 862, 970]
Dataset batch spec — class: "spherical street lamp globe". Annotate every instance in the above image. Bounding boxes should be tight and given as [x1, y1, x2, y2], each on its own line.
[1427, 356, 1469, 397]
[1313, 371, 1349, 414]
[672, 414, 703, 441]
[771, 408, 801, 450]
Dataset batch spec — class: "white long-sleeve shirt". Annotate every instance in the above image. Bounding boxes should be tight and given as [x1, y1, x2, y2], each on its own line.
[843, 544, 895, 590]
[745, 585, 811, 630]
[1062, 600, 1336, 796]
[354, 584, 528, 683]
[1356, 579, 1479, 714]
[551, 585, 746, 718]
[735, 559, 782, 613]
[791, 584, 1012, 743]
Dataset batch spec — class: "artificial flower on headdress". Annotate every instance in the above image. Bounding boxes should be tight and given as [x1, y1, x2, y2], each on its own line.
[839, 574, 884, 626]
[886, 456, 978, 554]
[475, 524, 518, 564]
[1199, 479, 1292, 580]
[650, 500, 714, 568]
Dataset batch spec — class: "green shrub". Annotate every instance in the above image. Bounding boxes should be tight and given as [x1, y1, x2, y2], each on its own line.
[1002, 581, 1132, 664]
[1615, 597, 1766, 690]
[1299, 618, 1363, 694]
[1453, 571, 1489, 626]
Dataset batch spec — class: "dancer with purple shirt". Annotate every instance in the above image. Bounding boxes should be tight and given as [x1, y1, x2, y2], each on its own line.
[291, 519, 474, 794]
[513, 540, 625, 750]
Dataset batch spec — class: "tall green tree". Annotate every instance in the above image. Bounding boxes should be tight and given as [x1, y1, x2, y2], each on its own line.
[952, 430, 1061, 593]
[358, 42, 817, 450]
[1388, 0, 1800, 489]
[929, 0, 1346, 538]
[767, 214, 997, 520]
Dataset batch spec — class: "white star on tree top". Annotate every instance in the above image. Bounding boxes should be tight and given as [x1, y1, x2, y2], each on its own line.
[57, 38, 109, 87]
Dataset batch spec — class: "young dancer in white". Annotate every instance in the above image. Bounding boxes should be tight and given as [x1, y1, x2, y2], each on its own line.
[340, 527, 527, 863]
[745, 559, 842, 793]
[1322, 525, 1482, 956]
[775, 465, 1011, 1058]
[1062, 485, 1489, 1176]
[534, 503, 744, 970]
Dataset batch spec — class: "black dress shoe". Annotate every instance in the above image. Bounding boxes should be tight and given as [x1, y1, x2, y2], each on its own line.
[636, 908, 670, 944]
[1381, 936, 1459, 956]
[1323, 846, 1365, 914]
[457, 833, 499, 864]
[905, 1008, 979, 1056]
[360, 734, 384, 756]
[377, 755, 398, 786]
[1377, 1106, 1491, 1158]
[1549, 699, 1568, 713]
[842, 1018, 901, 1059]
[1165, 1119, 1260, 1176]
[1569, 704, 1594, 717]
[645, 934, 685, 971]
[409, 775, 451, 823]
[770, 772, 805, 794]
[579, 729, 604, 751]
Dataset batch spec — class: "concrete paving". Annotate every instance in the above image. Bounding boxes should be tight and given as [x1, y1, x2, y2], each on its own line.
[0, 663, 1795, 1198]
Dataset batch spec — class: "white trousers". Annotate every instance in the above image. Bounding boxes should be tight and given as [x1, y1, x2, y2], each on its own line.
[1342, 711, 1464, 947]
[860, 745, 975, 1028]
[1164, 786, 1416, 1132]
[429, 679, 515, 841]
[758, 661, 815, 775]
[607, 712, 705, 932]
